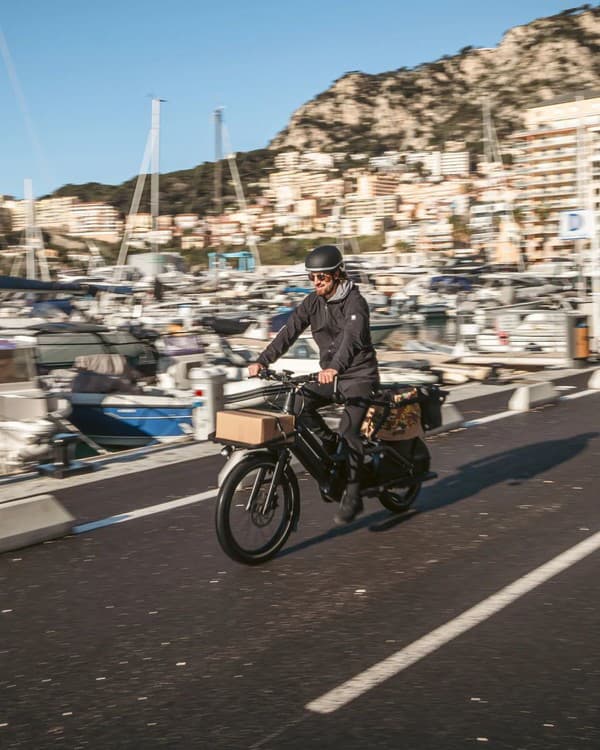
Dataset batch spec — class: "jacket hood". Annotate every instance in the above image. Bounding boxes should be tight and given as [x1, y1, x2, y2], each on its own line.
[326, 279, 354, 304]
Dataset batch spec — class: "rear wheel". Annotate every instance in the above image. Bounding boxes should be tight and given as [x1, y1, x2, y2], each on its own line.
[378, 482, 421, 514]
[215, 455, 298, 565]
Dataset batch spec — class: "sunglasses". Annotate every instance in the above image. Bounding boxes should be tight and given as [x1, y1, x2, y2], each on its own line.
[308, 272, 333, 283]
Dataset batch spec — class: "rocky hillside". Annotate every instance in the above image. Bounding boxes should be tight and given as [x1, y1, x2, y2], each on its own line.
[270, 5, 600, 155]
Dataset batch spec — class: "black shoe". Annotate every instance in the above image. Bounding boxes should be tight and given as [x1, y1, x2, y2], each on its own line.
[334, 485, 363, 525]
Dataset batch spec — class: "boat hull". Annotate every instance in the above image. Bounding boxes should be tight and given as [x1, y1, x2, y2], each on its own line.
[68, 393, 194, 447]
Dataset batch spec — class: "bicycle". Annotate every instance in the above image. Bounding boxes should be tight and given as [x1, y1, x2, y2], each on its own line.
[211, 370, 445, 565]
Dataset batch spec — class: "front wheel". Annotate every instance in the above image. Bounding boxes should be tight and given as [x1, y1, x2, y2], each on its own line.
[379, 483, 421, 514]
[215, 455, 299, 565]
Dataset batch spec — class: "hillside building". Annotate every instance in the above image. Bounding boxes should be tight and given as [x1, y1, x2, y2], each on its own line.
[511, 91, 600, 259]
[68, 202, 123, 242]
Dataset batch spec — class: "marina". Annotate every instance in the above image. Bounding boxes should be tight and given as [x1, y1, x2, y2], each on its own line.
[0, 248, 598, 475]
[2, 5, 600, 746]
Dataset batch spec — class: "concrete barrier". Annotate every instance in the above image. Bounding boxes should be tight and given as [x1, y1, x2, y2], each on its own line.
[0, 494, 74, 553]
[508, 381, 559, 412]
[428, 403, 464, 435]
[587, 369, 600, 389]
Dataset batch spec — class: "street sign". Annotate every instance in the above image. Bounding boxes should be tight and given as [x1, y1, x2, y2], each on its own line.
[559, 210, 594, 240]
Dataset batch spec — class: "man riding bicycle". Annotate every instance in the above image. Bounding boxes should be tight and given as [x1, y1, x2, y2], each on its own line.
[248, 245, 379, 525]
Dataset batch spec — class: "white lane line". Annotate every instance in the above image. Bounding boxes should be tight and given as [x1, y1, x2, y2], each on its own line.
[463, 388, 599, 428]
[463, 410, 514, 427]
[72, 489, 218, 534]
[561, 389, 596, 400]
[306, 529, 600, 715]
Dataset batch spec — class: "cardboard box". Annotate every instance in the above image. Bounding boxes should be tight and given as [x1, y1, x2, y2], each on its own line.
[215, 409, 295, 445]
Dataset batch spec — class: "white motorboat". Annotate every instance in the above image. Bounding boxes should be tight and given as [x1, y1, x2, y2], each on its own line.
[0, 342, 69, 473]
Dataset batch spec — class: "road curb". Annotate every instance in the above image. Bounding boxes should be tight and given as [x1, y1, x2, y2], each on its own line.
[0, 494, 74, 553]
[508, 381, 559, 412]
[587, 369, 600, 389]
[428, 403, 464, 435]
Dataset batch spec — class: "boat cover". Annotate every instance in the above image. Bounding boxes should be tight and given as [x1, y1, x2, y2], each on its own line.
[71, 354, 140, 394]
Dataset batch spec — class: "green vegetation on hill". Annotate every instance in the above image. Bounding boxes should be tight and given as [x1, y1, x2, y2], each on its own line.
[46, 148, 278, 218]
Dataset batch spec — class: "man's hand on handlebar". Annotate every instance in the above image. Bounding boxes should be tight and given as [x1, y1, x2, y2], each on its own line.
[248, 362, 265, 378]
[318, 368, 338, 385]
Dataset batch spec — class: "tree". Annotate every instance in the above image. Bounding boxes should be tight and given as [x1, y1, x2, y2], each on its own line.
[449, 213, 471, 248]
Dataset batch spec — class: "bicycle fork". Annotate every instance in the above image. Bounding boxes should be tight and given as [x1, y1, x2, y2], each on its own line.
[245, 450, 290, 514]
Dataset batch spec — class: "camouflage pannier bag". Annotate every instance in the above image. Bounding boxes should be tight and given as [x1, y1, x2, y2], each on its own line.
[360, 384, 447, 441]
[361, 386, 423, 441]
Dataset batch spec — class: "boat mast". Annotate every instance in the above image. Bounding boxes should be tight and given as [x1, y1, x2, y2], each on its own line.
[222, 117, 261, 268]
[482, 99, 523, 270]
[151, 97, 163, 279]
[212, 107, 224, 283]
[23, 178, 50, 281]
[214, 107, 224, 217]
[115, 102, 155, 277]
[24, 178, 36, 280]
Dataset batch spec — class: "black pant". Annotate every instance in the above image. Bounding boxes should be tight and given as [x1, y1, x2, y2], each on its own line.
[294, 380, 376, 485]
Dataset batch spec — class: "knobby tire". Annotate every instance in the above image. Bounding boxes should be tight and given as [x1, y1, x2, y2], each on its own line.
[215, 455, 299, 565]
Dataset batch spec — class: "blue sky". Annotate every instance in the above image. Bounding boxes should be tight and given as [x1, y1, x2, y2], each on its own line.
[0, 0, 588, 198]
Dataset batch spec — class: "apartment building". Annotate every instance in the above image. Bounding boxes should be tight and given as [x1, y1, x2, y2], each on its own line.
[301, 152, 334, 170]
[298, 171, 329, 197]
[274, 151, 301, 171]
[174, 214, 200, 231]
[343, 194, 397, 221]
[355, 173, 401, 198]
[268, 170, 301, 205]
[6, 196, 78, 232]
[69, 202, 123, 242]
[4, 196, 123, 242]
[405, 147, 470, 177]
[37, 197, 79, 231]
[125, 213, 152, 232]
[511, 91, 600, 259]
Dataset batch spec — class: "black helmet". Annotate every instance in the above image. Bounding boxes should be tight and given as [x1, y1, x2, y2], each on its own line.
[305, 245, 344, 273]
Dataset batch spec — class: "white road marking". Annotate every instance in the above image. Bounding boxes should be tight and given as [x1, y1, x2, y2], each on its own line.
[306, 529, 600, 714]
[72, 489, 218, 534]
[463, 388, 599, 427]
[561, 389, 596, 400]
[463, 411, 514, 427]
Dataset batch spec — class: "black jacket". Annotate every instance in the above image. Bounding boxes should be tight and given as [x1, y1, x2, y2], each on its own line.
[257, 284, 379, 382]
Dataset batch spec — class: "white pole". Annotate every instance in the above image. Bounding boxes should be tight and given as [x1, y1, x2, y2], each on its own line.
[24, 178, 36, 279]
[223, 122, 261, 268]
[576, 96, 587, 295]
[151, 98, 162, 278]
[584, 123, 600, 354]
[116, 129, 152, 275]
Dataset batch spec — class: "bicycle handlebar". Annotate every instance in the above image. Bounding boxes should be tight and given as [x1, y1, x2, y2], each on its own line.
[255, 368, 320, 386]
[250, 369, 445, 410]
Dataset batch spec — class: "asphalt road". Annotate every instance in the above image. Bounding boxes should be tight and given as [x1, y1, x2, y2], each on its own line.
[1, 391, 599, 749]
